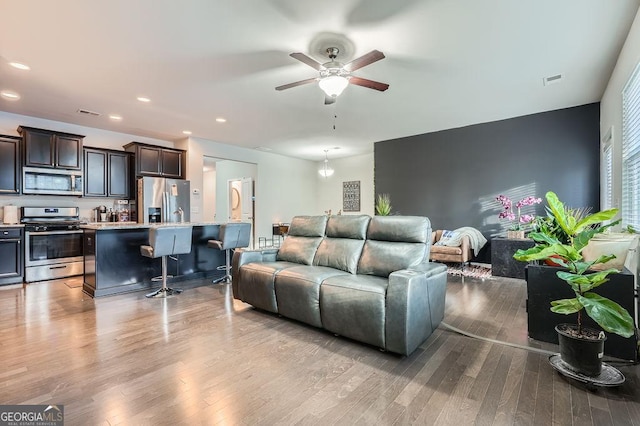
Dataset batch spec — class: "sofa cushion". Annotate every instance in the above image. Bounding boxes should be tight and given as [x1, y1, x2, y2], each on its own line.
[326, 215, 370, 239]
[287, 215, 328, 237]
[358, 241, 426, 277]
[276, 236, 324, 265]
[237, 261, 298, 312]
[358, 215, 430, 277]
[275, 265, 349, 327]
[320, 274, 389, 348]
[276, 215, 327, 265]
[430, 245, 463, 255]
[313, 238, 365, 274]
[367, 216, 430, 243]
[434, 229, 459, 246]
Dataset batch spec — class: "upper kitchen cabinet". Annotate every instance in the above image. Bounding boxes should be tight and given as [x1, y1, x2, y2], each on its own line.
[123, 142, 185, 179]
[0, 135, 21, 194]
[83, 147, 132, 198]
[18, 126, 84, 170]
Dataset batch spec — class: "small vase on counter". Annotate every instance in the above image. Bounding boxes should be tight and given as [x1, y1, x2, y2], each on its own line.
[507, 230, 526, 239]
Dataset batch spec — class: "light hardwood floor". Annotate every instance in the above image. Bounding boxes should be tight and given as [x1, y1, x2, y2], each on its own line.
[0, 274, 638, 425]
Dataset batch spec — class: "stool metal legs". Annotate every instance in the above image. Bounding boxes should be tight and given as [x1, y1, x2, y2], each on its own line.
[146, 255, 183, 298]
[213, 249, 232, 284]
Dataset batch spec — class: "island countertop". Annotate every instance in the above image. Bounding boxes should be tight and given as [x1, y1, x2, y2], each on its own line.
[81, 221, 220, 230]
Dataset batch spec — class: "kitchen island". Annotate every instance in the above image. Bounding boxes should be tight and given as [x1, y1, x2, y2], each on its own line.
[82, 222, 225, 297]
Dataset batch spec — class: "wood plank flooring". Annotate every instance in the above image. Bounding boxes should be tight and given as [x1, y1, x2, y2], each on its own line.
[0, 274, 638, 425]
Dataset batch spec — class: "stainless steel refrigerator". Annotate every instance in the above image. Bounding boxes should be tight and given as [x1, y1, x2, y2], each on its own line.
[137, 177, 191, 223]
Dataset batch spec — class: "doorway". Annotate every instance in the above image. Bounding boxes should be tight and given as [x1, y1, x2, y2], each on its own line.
[203, 156, 257, 245]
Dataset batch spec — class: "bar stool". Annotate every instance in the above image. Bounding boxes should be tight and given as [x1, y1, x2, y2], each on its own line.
[141, 225, 193, 298]
[208, 222, 251, 284]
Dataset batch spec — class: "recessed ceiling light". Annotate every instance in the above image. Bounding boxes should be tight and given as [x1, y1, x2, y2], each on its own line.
[9, 62, 30, 71]
[1, 90, 20, 101]
[215, 117, 227, 123]
[137, 96, 151, 103]
[109, 114, 123, 121]
[182, 130, 192, 135]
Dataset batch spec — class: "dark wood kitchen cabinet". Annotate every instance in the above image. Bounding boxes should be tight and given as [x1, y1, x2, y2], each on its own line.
[0, 135, 21, 195]
[18, 126, 84, 170]
[0, 227, 23, 285]
[123, 142, 185, 179]
[83, 147, 131, 198]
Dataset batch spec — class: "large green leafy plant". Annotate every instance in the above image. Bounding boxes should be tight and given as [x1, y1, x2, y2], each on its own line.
[514, 191, 634, 338]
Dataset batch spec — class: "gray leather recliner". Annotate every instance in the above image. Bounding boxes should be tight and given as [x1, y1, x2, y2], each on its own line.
[232, 214, 447, 356]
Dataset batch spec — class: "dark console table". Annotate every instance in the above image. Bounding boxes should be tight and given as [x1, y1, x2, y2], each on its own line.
[491, 237, 534, 279]
[526, 264, 638, 361]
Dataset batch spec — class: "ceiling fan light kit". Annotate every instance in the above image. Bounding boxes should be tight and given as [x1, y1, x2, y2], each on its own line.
[319, 75, 349, 97]
[276, 46, 389, 104]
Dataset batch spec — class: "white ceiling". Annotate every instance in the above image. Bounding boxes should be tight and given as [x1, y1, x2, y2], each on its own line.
[0, 0, 638, 161]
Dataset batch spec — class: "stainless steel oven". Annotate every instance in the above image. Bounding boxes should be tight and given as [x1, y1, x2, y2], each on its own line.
[22, 207, 84, 282]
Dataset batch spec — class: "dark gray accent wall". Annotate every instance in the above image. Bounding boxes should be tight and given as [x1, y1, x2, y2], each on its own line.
[374, 103, 600, 262]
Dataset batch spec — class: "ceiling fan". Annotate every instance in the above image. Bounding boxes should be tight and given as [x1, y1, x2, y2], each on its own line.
[275, 47, 389, 105]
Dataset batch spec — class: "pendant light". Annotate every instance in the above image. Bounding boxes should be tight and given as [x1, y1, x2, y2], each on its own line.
[319, 149, 334, 178]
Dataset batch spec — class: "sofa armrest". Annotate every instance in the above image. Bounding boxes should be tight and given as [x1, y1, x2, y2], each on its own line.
[232, 248, 279, 292]
[459, 236, 472, 261]
[233, 248, 278, 267]
[385, 262, 447, 355]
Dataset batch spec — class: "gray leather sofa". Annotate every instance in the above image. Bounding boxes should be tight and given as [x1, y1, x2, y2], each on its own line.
[231, 214, 447, 356]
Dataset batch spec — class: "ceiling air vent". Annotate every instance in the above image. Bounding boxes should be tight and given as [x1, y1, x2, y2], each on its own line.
[77, 108, 101, 117]
[543, 74, 563, 86]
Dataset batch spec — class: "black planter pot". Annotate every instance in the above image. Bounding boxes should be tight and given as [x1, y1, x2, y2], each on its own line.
[556, 323, 606, 376]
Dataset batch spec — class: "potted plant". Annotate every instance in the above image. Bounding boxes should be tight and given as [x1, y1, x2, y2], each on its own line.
[513, 191, 634, 376]
[375, 193, 392, 216]
[496, 194, 542, 239]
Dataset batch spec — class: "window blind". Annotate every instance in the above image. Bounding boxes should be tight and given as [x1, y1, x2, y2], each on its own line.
[603, 143, 613, 210]
[622, 62, 640, 230]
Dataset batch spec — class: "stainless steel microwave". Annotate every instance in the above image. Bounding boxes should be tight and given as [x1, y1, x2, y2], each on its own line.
[22, 167, 83, 196]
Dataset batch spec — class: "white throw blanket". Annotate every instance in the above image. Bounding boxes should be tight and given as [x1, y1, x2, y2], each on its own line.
[440, 227, 488, 256]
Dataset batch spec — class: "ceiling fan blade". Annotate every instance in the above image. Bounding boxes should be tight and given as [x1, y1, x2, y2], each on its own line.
[275, 77, 318, 91]
[349, 76, 389, 91]
[344, 50, 385, 72]
[290, 52, 324, 70]
[324, 95, 336, 105]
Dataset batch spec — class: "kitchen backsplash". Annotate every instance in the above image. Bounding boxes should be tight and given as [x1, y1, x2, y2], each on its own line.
[1, 195, 131, 223]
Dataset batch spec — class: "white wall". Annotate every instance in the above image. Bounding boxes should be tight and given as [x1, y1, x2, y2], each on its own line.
[601, 7, 640, 215]
[202, 163, 216, 222]
[315, 153, 375, 217]
[176, 136, 320, 240]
